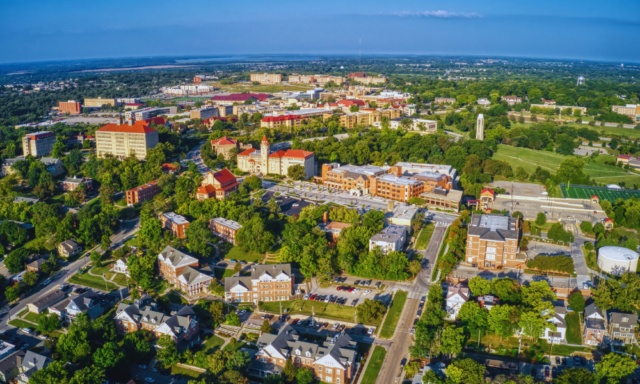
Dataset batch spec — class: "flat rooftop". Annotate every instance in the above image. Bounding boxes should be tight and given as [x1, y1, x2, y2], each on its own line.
[211, 217, 242, 230]
[370, 225, 406, 243]
[163, 212, 189, 225]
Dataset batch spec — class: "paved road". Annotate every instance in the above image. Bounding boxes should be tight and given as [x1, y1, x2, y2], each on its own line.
[129, 366, 189, 384]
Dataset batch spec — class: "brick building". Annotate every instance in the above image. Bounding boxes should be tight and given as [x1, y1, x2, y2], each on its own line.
[196, 168, 239, 201]
[84, 97, 117, 107]
[126, 180, 161, 206]
[224, 264, 293, 303]
[253, 326, 358, 384]
[209, 217, 242, 245]
[58, 100, 81, 115]
[211, 136, 251, 160]
[96, 121, 159, 160]
[115, 296, 200, 350]
[161, 212, 190, 239]
[61, 176, 93, 192]
[466, 214, 523, 270]
[260, 115, 307, 129]
[22, 131, 56, 157]
[501, 96, 522, 105]
[157, 246, 213, 295]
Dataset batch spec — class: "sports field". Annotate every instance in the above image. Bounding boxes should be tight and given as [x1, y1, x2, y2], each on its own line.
[560, 184, 640, 203]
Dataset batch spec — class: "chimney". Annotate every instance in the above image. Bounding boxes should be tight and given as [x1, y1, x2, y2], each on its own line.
[322, 211, 329, 224]
[128, 119, 133, 126]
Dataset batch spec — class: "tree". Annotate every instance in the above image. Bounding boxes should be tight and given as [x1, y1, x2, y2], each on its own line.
[595, 353, 636, 384]
[458, 302, 489, 331]
[90, 251, 102, 265]
[519, 311, 548, 340]
[580, 221, 593, 234]
[23, 271, 38, 286]
[68, 365, 105, 384]
[535, 212, 546, 226]
[235, 216, 274, 253]
[287, 164, 306, 180]
[263, 375, 285, 384]
[521, 281, 556, 313]
[555, 368, 598, 384]
[282, 358, 298, 382]
[488, 305, 520, 339]
[209, 301, 224, 325]
[156, 335, 180, 366]
[356, 299, 386, 323]
[296, 367, 315, 384]
[138, 217, 163, 249]
[225, 350, 251, 372]
[440, 326, 465, 357]
[468, 276, 491, 296]
[4, 248, 29, 273]
[57, 330, 92, 364]
[261, 319, 273, 334]
[515, 167, 529, 180]
[186, 218, 214, 256]
[37, 313, 61, 333]
[227, 312, 241, 326]
[446, 358, 486, 384]
[568, 291, 585, 313]
[234, 262, 242, 273]
[404, 361, 421, 378]
[93, 342, 125, 370]
[29, 361, 70, 384]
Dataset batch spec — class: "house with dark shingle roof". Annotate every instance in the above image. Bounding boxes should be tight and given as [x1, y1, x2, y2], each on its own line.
[583, 302, 606, 346]
[16, 351, 52, 384]
[48, 290, 114, 324]
[157, 246, 213, 296]
[608, 311, 638, 345]
[252, 325, 358, 383]
[225, 264, 293, 303]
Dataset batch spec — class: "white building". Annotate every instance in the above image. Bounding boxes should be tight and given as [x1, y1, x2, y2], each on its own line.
[445, 284, 470, 320]
[598, 246, 639, 276]
[369, 225, 407, 254]
[542, 306, 567, 343]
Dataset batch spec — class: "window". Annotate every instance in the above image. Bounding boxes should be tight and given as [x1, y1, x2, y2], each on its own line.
[319, 367, 323, 372]
[336, 369, 340, 374]
[326, 368, 332, 374]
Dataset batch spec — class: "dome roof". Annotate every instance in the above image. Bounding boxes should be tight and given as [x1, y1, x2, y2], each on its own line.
[599, 246, 639, 262]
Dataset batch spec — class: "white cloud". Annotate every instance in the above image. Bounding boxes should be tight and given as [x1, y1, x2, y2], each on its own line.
[388, 10, 482, 18]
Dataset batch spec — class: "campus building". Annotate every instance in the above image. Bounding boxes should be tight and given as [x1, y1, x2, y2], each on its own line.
[211, 136, 252, 160]
[288, 74, 344, 85]
[84, 97, 117, 107]
[224, 264, 293, 303]
[197, 168, 239, 201]
[96, 121, 159, 160]
[124, 107, 178, 122]
[347, 72, 387, 85]
[501, 96, 522, 105]
[22, 131, 56, 157]
[369, 225, 407, 254]
[61, 176, 93, 192]
[434, 97, 456, 104]
[250, 73, 282, 84]
[161, 212, 190, 239]
[58, 100, 81, 115]
[252, 326, 358, 383]
[339, 108, 401, 129]
[189, 107, 219, 120]
[157, 246, 213, 296]
[237, 136, 315, 179]
[611, 104, 640, 121]
[260, 114, 307, 129]
[388, 117, 437, 134]
[466, 214, 523, 270]
[209, 217, 242, 245]
[126, 180, 161, 206]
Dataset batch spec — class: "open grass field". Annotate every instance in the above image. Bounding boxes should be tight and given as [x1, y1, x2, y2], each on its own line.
[69, 273, 118, 291]
[224, 246, 264, 262]
[379, 291, 407, 339]
[361, 346, 387, 384]
[416, 223, 435, 250]
[170, 366, 204, 379]
[8, 319, 36, 329]
[208, 82, 315, 93]
[202, 335, 225, 353]
[213, 267, 237, 280]
[493, 144, 640, 186]
[260, 300, 381, 326]
[24, 312, 40, 323]
[508, 122, 640, 140]
[560, 184, 640, 203]
[565, 312, 582, 345]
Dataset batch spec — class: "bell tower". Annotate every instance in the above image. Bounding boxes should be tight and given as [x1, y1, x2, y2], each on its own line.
[261, 136, 270, 174]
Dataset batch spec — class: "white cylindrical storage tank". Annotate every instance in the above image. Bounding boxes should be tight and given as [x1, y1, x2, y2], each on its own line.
[598, 246, 639, 276]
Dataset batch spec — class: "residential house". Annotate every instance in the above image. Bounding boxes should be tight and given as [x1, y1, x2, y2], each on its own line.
[115, 296, 199, 350]
[16, 351, 52, 384]
[542, 306, 567, 343]
[477, 98, 491, 107]
[608, 312, 638, 345]
[114, 256, 129, 276]
[157, 246, 213, 296]
[27, 290, 67, 314]
[61, 176, 93, 192]
[0, 343, 15, 361]
[0, 350, 26, 383]
[501, 96, 522, 105]
[48, 291, 114, 324]
[253, 325, 358, 384]
[476, 295, 499, 310]
[225, 264, 294, 303]
[368, 225, 407, 254]
[445, 284, 470, 320]
[25, 258, 46, 273]
[58, 239, 82, 258]
[583, 303, 606, 346]
[13, 197, 39, 204]
[161, 212, 190, 239]
[161, 163, 180, 174]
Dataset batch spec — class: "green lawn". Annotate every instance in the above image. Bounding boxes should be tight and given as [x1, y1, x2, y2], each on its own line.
[203, 335, 225, 353]
[9, 319, 36, 329]
[416, 223, 435, 250]
[493, 144, 640, 186]
[24, 312, 41, 323]
[69, 273, 118, 291]
[18, 309, 28, 317]
[224, 341, 257, 352]
[561, 184, 640, 203]
[224, 246, 264, 263]
[124, 237, 139, 247]
[541, 340, 592, 357]
[361, 346, 387, 384]
[565, 312, 582, 345]
[260, 300, 381, 326]
[380, 291, 407, 339]
[170, 366, 204, 379]
[165, 290, 188, 305]
[112, 273, 131, 286]
[213, 267, 237, 280]
[91, 263, 113, 276]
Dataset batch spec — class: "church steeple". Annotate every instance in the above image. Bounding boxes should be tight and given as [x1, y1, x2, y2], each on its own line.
[260, 136, 270, 174]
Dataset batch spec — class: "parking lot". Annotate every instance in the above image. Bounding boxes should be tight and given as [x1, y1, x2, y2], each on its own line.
[307, 277, 393, 307]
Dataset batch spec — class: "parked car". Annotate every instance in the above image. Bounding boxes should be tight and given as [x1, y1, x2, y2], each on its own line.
[138, 365, 147, 370]
[309, 295, 316, 300]
[363, 290, 372, 295]
[145, 378, 155, 383]
[21, 344, 29, 350]
[42, 279, 52, 286]
[375, 282, 382, 288]
[336, 286, 343, 291]
[239, 261, 247, 265]
[303, 294, 310, 300]
[573, 356, 581, 366]
[292, 319, 299, 325]
[562, 358, 567, 366]
[544, 366, 550, 378]
[332, 323, 339, 330]
[367, 328, 374, 336]
[410, 327, 415, 335]
[421, 296, 426, 303]
[555, 357, 560, 365]
[149, 368, 158, 373]
[19, 328, 32, 334]
[351, 299, 358, 307]
[229, 259, 237, 263]
[354, 288, 361, 293]
[354, 280, 361, 285]
[417, 310, 422, 317]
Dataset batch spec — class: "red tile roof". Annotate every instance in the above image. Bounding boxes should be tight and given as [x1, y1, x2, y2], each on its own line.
[98, 122, 157, 134]
[205, 116, 238, 123]
[605, 218, 614, 222]
[143, 116, 166, 125]
[481, 188, 495, 195]
[212, 168, 237, 184]
[211, 94, 258, 102]
[238, 148, 257, 156]
[262, 115, 305, 123]
[268, 150, 287, 158]
[617, 155, 633, 159]
[338, 99, 366, 107]
[591, 195, 599, 199]
[284, 149, 314, 159]
[197, 185, 216, 195]
[162, 163, 179, 171]
[262, 136, 269, 142]
[212, 136, 238, 146]
[347, 72, 367, 78]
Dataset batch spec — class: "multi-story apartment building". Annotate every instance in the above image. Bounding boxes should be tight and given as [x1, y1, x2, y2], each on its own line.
[224, 264, 293, 303]
[197, 169, 239, 201]
[161, 212, 190, 239]
[251, 73, 282, 84]
[57, 239, 81, 258]
[501, 96, 522, 105]
[434, 97, 456, 104]
[477, 98, 491, 106]
[126, 180, 161, 206]
[608, 312, 638, 345]
[347, 72, 387, 85]
[237, 137, 315, 179]
[210, 93, 271, 105]
[189, 106, 219, 120]
[466, 214, 522, 270]
[115, 296, 199, 350]
[611, 104, 640, 121]
[339, 108, 401, 128]
[369, 225, 407, 254]
[124, 107, 178, 122]
[288, 74, 344, 86]
[260, 114, 308, 129]
[209, 218, 242, 245]
[61, 176, 93, 191]
[84, 97, 116, 107]
[387, 117, 437, 134]
[96, 121, 159, 160]
[58, 100, 81, 115]
[22, 131, 55, 157]
[211, 136, 251, 160]
[254, 326, 358, 384]
[157, 246, 213, 296]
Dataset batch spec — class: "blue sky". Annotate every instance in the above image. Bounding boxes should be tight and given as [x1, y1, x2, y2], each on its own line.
[1, 0, 639, 64]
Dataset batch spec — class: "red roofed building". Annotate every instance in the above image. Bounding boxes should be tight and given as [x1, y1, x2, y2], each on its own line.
[96, 121, 159, 160]
[347, 72, 367, 79]
[211, 136, 251, 160]
[260, 114, 307, 129]
[237, 136, 315, 179]
[338, 99, 368, 108]
[126, 180, 161, 206]
[604, 218, 614, 230]
[591, 195, 600, 203]
[162, 163, 180, 174]
[480, 188, 495, 207]
[617, 154, 634, 164]
[197, 168, 239, 201]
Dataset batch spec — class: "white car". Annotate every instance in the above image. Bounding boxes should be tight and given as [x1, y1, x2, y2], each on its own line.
[331, 323, 339, 330]
[42, 279, 52, 285]
[367, 328, 374, 336]
[363, 290, 372, 295]
[354, 288, 361, 293]
[303, 294, 311, 300]
[324, 296, 331, 303]
[20, 328, 31, 334]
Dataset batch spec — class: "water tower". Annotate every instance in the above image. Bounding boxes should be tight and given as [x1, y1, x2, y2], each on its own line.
[577, 76, 585, 86]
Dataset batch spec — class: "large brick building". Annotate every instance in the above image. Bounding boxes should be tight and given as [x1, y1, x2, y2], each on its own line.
[237, 136, 315, 179]
[96, 121, 159, 160]
[58, 100, 81, 115]
[22, 131, 56, 157]
[161, 212, 190, 239]
[210, 217, 242, 245]
[126, 180, 161, 206]
[339, 108, 401, 129]
[196, 169, 239, 201]
[224, 264, 294, 303]
[260, 115, 307, 129]
[157, 246, 213, 296]
[253, 326, 358, 384]
[466, 214, 523, 270]
[61, 176, 93, 192]
[115, 296, 200, 350]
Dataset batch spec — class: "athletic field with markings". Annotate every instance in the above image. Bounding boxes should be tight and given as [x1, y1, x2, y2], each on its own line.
[560, 184, 640, 203]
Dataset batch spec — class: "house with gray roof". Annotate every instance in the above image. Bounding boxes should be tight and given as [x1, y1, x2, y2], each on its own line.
[16, 351, 52, 384]
[48, 290, 114, 324]
[158, 246, 213, 296]
[466, 214, 522, 270]
[542, 306, 567, 343]
[252, 325, 358, 383]
[0, 350, 25, 383]
[369, 225, 407, 254]
[114, 296, 199, 350]
[225, 264, 293, 304]
[583, 303, 606, 346]
[13, 197, 39, 204]
[608, 311, 638, 345]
